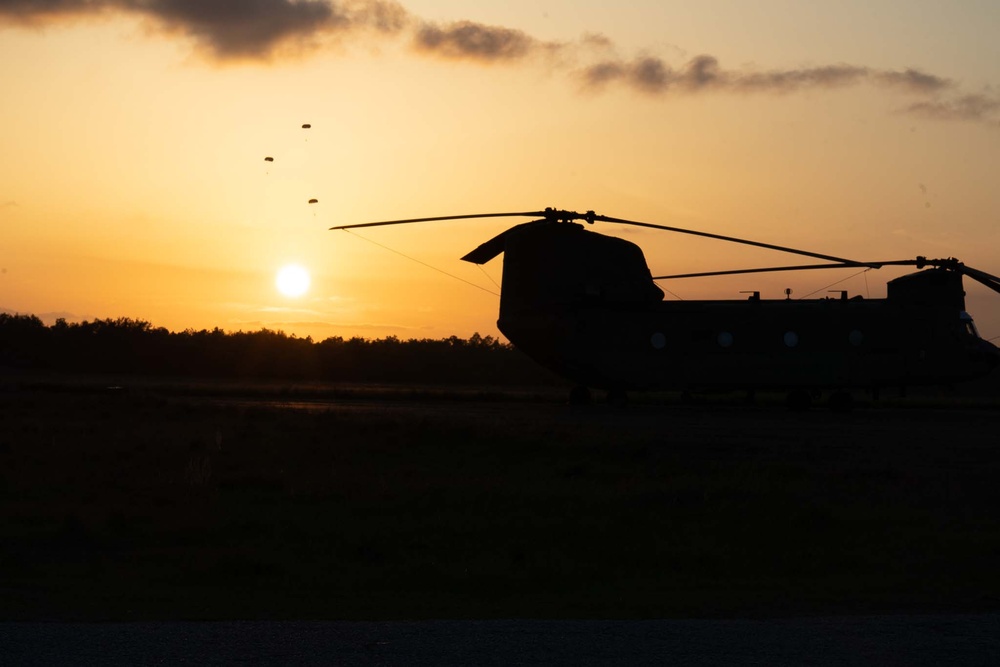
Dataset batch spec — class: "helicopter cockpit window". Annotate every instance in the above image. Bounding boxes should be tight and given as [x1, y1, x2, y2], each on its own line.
[959, 311, 980, 338]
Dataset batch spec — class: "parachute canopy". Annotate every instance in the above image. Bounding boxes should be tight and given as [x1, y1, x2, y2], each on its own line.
[301, 123, 311, 129]
[264, 156, 274, 162]
[308, 198, 318, 204]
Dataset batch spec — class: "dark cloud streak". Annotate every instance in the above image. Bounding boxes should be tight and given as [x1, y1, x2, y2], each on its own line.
[575, 53, 1000, 125]
[0, 0, 99, 22]
[904, 93, 1000, 124]
[147, 0, 343, 58]
[413, 20, 540, 62]
[0, 0, 408, 58]
[875, 68, 952, 93]
[734, 64, 869, 92]
[580, 55, 951, 96]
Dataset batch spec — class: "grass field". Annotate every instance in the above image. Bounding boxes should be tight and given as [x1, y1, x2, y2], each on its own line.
[2, 376, 999, 620]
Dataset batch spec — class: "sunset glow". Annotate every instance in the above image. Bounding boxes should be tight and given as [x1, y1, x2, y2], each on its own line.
[276, 264, 310, 298]
[3, 2, 1000, 341]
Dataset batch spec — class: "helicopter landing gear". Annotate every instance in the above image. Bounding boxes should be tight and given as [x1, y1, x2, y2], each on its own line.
[828, 391, 854, 413]
[606, 388, 628, 407]
[569, 385, 592, 406]
[786, 389, 812, 411]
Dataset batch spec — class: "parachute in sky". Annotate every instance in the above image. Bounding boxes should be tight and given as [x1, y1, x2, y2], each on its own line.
[301, 123, 311, 129]
[264, 156, 274, 162]
[308, 198, 318, 204]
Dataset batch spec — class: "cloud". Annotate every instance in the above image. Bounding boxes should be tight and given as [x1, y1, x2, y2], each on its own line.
[573, 53, 1000, 125]
[578, 54, 952, 96]
[875, 68, 952, 93]
[412, 20, 543, 62]
[0, 1, 569, 62]
[579, 31, 614, 50]
[2, 0, 996, 126]
[0, 0, 90, 22]
[733, 64, 871, 92]
[143, 0, 346, 59]
[903, 93, 1000, 124]
[0, 0, 409, 59]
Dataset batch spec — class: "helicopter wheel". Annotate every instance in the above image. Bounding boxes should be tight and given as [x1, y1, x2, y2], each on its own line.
[568, 385, 592, 406]
[828, 391, 854, 413]
[786, 389, 812, 412]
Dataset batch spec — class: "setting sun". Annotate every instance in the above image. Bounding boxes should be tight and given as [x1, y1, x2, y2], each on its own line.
[275, 264, 310, 298]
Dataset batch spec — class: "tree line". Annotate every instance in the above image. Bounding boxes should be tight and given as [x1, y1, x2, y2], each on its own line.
[0, 314, 562, 385]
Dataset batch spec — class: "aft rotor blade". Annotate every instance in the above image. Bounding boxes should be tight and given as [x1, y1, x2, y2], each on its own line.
[962, 265, 1000, 296]
[652, 257, 961, 280]
[876, 257, 1000, 294]
[592, 213, 873, 266]
[654, 262, 871, 280]
[330, 211, 546, 231]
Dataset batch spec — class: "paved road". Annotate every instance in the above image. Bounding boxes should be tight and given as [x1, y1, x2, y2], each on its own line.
[3, 615, 999, 666]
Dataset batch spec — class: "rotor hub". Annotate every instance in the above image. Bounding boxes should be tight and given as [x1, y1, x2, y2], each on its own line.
[542, 208, 598, 224]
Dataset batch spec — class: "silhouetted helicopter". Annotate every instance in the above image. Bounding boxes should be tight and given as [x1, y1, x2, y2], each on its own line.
[332, 208, 1000, 409]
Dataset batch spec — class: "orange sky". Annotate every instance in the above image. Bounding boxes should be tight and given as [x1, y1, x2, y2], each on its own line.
[2, 1, 1000, 341]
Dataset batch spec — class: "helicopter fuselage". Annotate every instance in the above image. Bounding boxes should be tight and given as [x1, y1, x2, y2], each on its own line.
[495, 222, 1000, 393]
[501, 294, 998, 393]
[333, 209, 1000, 397]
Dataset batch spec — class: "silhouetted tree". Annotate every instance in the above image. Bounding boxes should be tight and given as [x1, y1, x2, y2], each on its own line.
[0, 315, 560, 386]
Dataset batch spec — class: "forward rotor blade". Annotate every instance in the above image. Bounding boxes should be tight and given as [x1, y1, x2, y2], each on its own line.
[330, 211, 546, 231]
[331, 207, 1000, 296]
[592, 213, 874, 266]
[334, 207, 867, 268]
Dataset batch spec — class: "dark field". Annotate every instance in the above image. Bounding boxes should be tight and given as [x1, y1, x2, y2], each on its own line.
[2, 377, 999, 621]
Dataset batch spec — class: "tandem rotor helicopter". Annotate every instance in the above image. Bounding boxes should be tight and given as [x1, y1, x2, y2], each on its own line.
[332, 207, 1000, 410]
